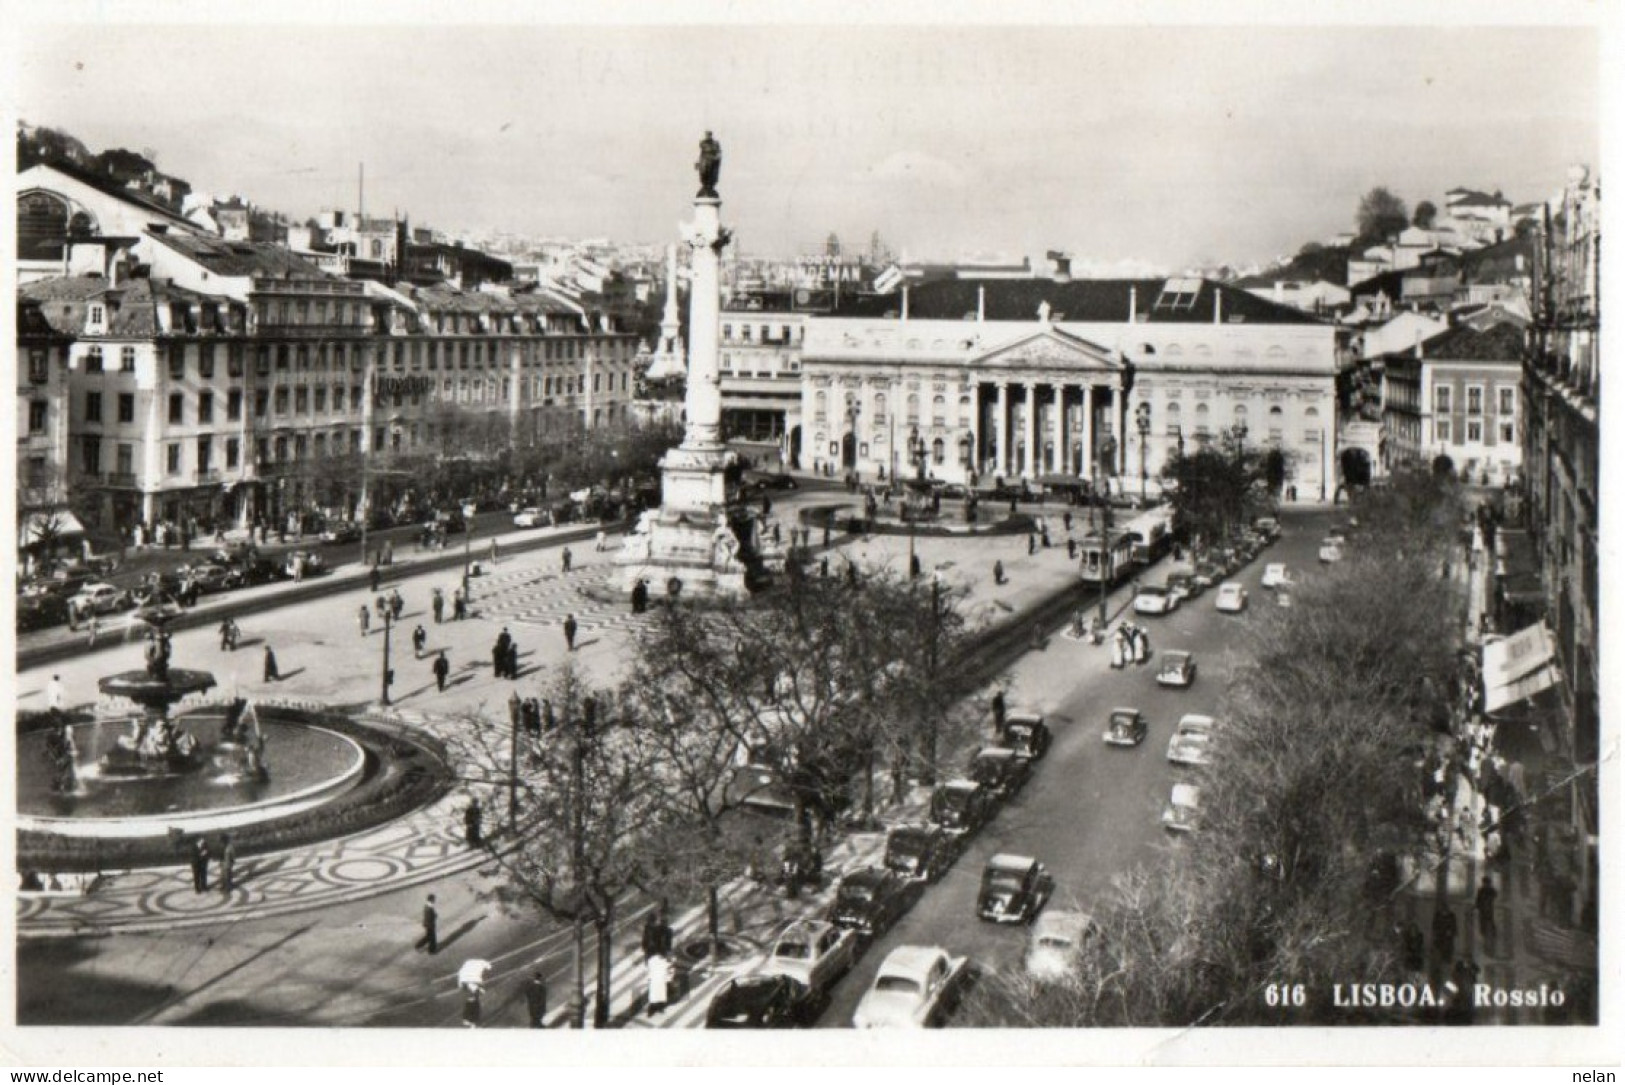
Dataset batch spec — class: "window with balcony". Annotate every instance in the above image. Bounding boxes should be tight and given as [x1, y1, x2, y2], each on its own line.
[197, 436, 212, 472]
[117, 393, 135, 424]
[166, 443, 182, 475]
[115, 444, 133, 477]
[228, 390, 242, 421]
[85, 391, 103, 423]
[295, 387, 308, 412]
[1497, 387, 1515, 416]
[28, 349, 48, 384]
[199, 343, 215, 379]
[254, 391, 268, 418]
[168, 394, 183, 425]
[225, 438, 239, 469]
[198, 392, 214, 423]
[277, 345, 290, 371]
[81, 436, 102, 475]
[315, 387, 327, 412]
[1466, 385, 1484, 416]
[1466, 419, 1483, 443]
[168, 346, 185, 380]
[27, 400, 47, 434]
[228, 345, 244, 377]
[1435, 385, 1451, 413]
[274, 389, 289, 414]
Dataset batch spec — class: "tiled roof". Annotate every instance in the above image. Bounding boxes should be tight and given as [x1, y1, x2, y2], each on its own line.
[1349, 268, 1408, 298]
[18, 276, 107, 335]
[145, 228, 327, 279]
[827, 277, 1323, 325]
[1420, 320, 1526, 361]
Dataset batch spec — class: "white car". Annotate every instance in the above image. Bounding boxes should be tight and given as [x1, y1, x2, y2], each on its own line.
[1260, 563, 1288, 589]
[1025, 909, 1095, 981]
[513, 507, 546, 528]
[1165, 713, 1216, 766]
[852, 945, 970, 1029]
[1162, 783, 1203, 833]
[1132, 584, 1179, 616]
[1318, 538, 1344, 564]
[1156, 650, 1197, 688]
[67, 582, 130, 616]
[1215, 582, 1248, 613]
[762, 919, 859, 995]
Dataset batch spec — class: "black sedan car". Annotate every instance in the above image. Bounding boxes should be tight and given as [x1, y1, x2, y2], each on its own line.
[996, 712, 1052, 761]
[967, 747, 1033, 800]
[705, 974, 825, 1029]
[976, 853, 1054, 925]
[826, 866, 922, 939]
[883, 824, 960, 883]
[929, 779, 995, 834]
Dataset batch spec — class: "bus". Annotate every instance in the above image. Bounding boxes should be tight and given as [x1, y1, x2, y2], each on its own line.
[1123, 507, 1174, 566]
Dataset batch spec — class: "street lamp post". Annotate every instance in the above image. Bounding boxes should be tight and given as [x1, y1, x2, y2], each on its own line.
[846, 399, 861, 480]
[461, 500, 477, 602]
[1135, 402, 1152, 503]
[379, 606, 395, 706]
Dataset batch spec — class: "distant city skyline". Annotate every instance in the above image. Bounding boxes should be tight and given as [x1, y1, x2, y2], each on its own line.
[16, 18, 1600, 269]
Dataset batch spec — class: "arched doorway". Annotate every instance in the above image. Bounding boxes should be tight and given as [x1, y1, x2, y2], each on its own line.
[841, 431, 857, 469]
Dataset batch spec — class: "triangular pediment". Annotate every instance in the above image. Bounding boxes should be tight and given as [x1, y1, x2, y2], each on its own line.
[973, 327, 1120, 372]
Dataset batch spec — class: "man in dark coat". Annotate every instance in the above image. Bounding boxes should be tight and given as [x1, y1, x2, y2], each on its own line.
[641, 905, 675, 961]
[262, 645, 280, 682]
[420, 893, 439, 954]
[432, 589, 445, 624]
[370, 565, 382, 593]
[563, 614, 578, 652]
[524, 972, 549, 1028]
[464, 799, 483, 848]
[412, 624, 427, 658]
[219, 833, 237, 895]
[504, 641, 519, 680]
[190, 838, 210, 893]
[433, 651, 451, 692]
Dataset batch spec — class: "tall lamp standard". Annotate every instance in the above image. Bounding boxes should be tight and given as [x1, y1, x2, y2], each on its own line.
[1093, 435, 1117, 629]
[845, 399, 861, 479]
[1135, 402, 1152, 503]
[378, 603, 396, 705]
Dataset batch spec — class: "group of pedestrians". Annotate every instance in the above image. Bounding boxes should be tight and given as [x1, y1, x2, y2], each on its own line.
[187, 833, 239, 896]
[1110, 622, 1150, 668]
[492, 628, 522, 679]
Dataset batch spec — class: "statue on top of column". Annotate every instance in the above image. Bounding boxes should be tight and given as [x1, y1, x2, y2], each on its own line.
[696, 131, 722, 198]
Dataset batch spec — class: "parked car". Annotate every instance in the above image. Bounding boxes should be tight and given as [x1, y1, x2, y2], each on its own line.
[1156, 650, 1197, 688]
[317, 521, 362, 544]
[1261, 562, 1289, 589]
[929, 779, 995, 834]
[723, 765, 796, 819]
[1026, 910, 1096, 981]
[512, 507, 547, 528]
[705, 974, 825, 1029]
[1253, 516, 1282, 541]
[883, 824, 960, 883]
[1162, 782, 1203, 833]
[1132, 583, 1179, 616]
[762, 919, 859, 995]
[179, 563, 242, 595]
[1102, 706, 1148, 748]
[1165, 714, 1217, 766]
[1215, 581, 1248, 613]
[744, 470, 800, 491]
[966, 747, 1032, 800]
[17, 591, 71, 632]
[826, 867, 922, 939]
[212, 542, 258, 566]
[1165, 572, 1200, 601]
[283, 550, 326, 578]
[67, 582, 131, 616]
[976, 853, 1054, 924]
[996, 711, 1052, 761]
[852, 946, 970, 1029]
[1318, 538, 1344, 564]
[233, 557, 286, 587]
[1192, 561, 1223, 589]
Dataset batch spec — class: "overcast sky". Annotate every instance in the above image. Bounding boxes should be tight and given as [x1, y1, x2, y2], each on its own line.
[15, 15, 1601, 270]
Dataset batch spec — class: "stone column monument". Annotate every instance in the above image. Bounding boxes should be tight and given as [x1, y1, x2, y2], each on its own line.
[617, 132, 753, 599]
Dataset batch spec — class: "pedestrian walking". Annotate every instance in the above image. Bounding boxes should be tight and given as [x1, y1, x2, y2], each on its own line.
[563, 614, 578, 652]
[1432, 905, 1458, 968]
[464, 799, 483, 848]
[524, 972, 549, 1028]
[190, 837, 210, 893]
[595, 529, 607, 552]
[412, 624, 427, 658]
[561, 547, 573, 573]
[262, 645, 280, 682]
[86, 614, 99, 648]
[453, 588, 467, 621]
[433, 651, 451, 692]
[504, 641, 519, 680]
[631, 578, 649, 614]
[220, 618, 236, 651]
[909, 552, 922, 580]
[375, 594, 389, 621]
[991, 689, 1006, 731]
[358, 604, 371, 636]
[1475, 875, 1499, 944]
[432, 588, 445, 625]
[420, 893, 439, 954]
[1063, 511, 1073, 532]
[642, 904, 675, 960]
[645, 954, 672, 1017]
[47, 674, 64, 712]
[369, 566, 382, 593]
[390, 589, 404, 621]
[1067, 537, 1078, 559]
[993, 559, 1006, 585]
[219, 833, 237, 895]
[489, 538, 499, 563]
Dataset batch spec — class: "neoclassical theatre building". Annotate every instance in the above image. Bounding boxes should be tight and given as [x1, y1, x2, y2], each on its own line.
[797, 274, 1342, 498]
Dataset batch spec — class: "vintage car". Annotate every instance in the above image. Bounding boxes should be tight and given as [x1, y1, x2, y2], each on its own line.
[826, 866, 922, 939]
[996, 711, 1052, 762]
[1102, 706, 1148, 748]
[283, 550, 327, 578]
[1132, 583, 1179, 616]
[762, 919, 859, 995]
[743, 470, 800, 491]
[1166, 713, 1217, 767]
[976, 853, 1054, 924]
[1318, 538, 1344, 564]
[705, 974, 825, 1029]
[66, 582, 131, 616]
[1253, 516, 1282, 541]
[1156, 650, 1197, 688]
[1215, 582, 1249, 613]
[178, 562, 241, 595]
[1191, 561, 1224, 589]
[17, 591, 71, 632]
[317, 520, 362, 544]
[1025, 909, 1096, 981]
[1261, 562, 1289, 589]
[966, 747, 1032, 800]
[852, 945, 970, 1029]
[884, 824, 960, 883]
[1165, 572, 1201, 601]
[1162, 782, 1203, 833]
[929, 779, 995, 834]
[723, 765, 796, 819]
[513, 507, 550, 528]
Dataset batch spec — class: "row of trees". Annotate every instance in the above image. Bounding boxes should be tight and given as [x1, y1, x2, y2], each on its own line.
[964, 470, 1468, 1025]
[455, 563, 979, 1026]
[1159, 432, 1290, 548]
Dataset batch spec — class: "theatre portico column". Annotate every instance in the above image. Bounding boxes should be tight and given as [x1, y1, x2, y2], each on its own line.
[1052, 383, 1066, 473]
[1022, 381, 1037, 479]
[1081, 385, 1095, 479]
[995, 381, 1009, 478]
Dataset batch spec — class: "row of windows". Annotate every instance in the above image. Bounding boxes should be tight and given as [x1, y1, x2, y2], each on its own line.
[79, 337, 634, 380]
[1436, 418, 1518, 444]
[1435, 385, 1518, 416]
[721, 323, 801, 345]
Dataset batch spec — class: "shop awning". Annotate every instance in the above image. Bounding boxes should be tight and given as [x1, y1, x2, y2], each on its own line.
[17, 509, 86, 551]
[1483, 621, 1560, 713]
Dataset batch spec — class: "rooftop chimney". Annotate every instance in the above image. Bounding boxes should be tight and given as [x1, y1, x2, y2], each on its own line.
[902, 285, 910, 322]
[977, 286, 986, 324]
[1049, 251, 1072, 283]
[1214, 288, 1223, 325]
[1127, 286, 1137, 324]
